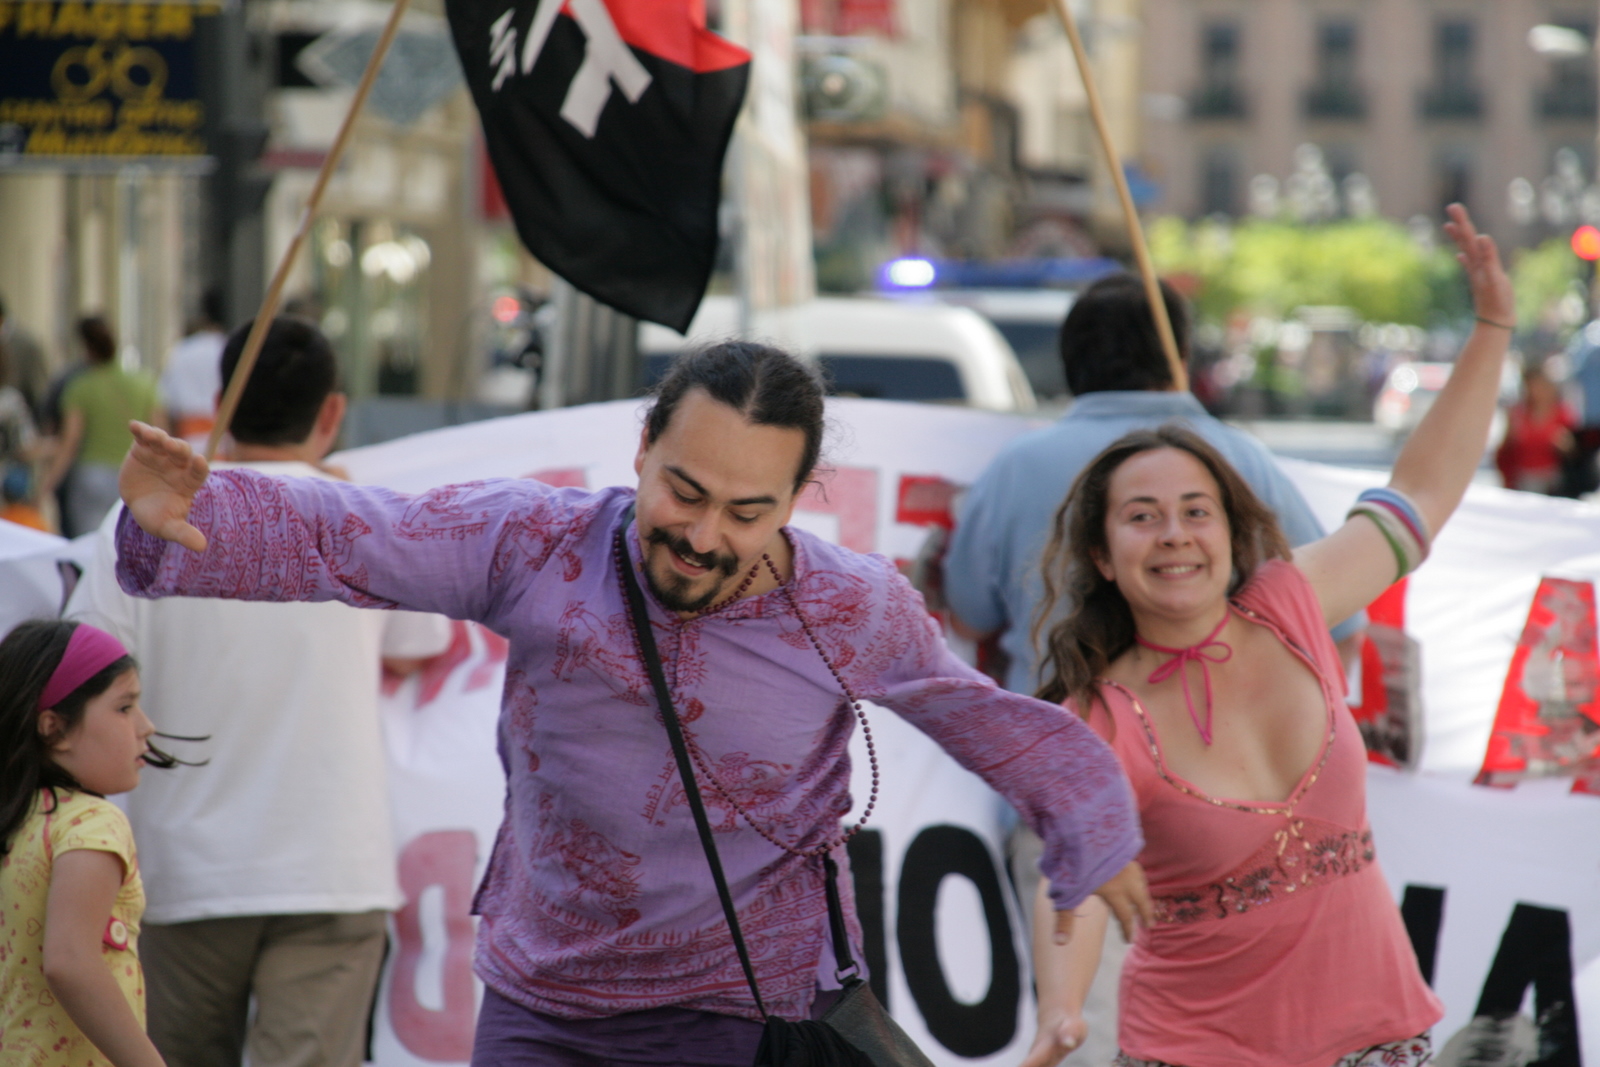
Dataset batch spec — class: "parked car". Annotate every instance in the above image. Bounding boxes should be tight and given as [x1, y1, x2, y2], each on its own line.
[910, 289, 1075, 401]
[639, 295, 1037, 413]
[1373, 359, 1518, 444]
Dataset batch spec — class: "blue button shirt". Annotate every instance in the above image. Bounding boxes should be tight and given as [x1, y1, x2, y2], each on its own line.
[1569, 323, 1600, 426]
[945, 390, 1341, 696]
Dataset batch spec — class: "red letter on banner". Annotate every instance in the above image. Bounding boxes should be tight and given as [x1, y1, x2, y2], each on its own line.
[390, 830, 478, 1060]
[1346, 579, 1422, 768]
[523, 467, 588, 488]
[1475, 578, 1600, 789]
[796, 467, 879, 553]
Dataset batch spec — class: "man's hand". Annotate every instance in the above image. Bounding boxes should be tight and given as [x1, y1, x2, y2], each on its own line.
[120, 420, 210, 552]
[1019, 1007, 1087, 1067]
[1054, 861, 1152, 945]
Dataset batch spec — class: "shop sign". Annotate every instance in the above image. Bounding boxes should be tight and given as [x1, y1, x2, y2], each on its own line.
[0, 2, 219, 163]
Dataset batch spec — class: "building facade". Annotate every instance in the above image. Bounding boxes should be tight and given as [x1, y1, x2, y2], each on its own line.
[1140, 0, 1599, 245]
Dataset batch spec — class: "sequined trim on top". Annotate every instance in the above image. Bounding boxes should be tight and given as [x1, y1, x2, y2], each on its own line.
[1151, 816, 1375, 925]
[1113, 1032, 1432, 1067]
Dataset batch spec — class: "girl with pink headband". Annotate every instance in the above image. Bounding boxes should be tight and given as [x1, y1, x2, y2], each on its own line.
[0, 619, 186, 1067]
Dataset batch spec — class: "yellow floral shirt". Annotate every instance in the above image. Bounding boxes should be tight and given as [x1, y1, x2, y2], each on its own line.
[0, 789, 145, 1067]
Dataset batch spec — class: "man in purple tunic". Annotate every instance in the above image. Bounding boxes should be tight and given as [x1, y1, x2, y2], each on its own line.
[115, 339, 1149, 1065]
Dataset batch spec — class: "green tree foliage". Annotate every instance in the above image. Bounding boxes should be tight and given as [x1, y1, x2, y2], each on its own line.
[1509, 237, 1585, 330]
[1149, 216, 1456, 325]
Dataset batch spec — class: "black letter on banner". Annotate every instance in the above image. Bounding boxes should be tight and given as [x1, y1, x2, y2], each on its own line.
[846, 829, 890, 1008]
[1474, 903, 1580, 1066]
[1400, 884, 1446, 985]
[896, 825, 1019, 1056]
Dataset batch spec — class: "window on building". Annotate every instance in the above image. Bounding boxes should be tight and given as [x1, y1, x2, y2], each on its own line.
[1540, 16, 1597, 121]
[1192, 21, 1246, 119]
[1434, 151, 1473, 215]
[1201, 146, 1239, 216]
[1304, 18, 1365, 119]
[1421, 18, 1483, 119]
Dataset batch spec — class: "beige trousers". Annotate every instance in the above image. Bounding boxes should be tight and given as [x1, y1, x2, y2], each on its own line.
[142, 910, 389, 1067]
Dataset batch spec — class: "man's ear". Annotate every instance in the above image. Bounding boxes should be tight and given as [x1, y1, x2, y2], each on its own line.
[633, 427, 649, 478]
[318, 393, 348, 440]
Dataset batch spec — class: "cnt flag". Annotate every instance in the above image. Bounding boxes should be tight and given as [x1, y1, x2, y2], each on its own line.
[447, 0, 751, 332]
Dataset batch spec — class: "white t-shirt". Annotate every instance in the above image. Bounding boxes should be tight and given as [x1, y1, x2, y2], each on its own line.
[159, 329, 225, 427]
[67, 462, 452, 924]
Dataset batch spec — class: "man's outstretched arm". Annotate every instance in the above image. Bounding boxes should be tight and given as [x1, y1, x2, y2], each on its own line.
[116, 420, 587, 624]
[858, 558, 1150, 926]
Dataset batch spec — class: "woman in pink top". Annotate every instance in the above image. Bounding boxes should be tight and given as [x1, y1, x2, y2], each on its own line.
[1021, 204, 1513, 1067]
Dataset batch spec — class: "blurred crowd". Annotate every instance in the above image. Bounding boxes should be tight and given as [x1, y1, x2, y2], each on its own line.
[0, 291, 224, 537]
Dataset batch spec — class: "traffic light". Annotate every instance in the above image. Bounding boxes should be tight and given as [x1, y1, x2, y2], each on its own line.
[1571, 225, 1600, 261]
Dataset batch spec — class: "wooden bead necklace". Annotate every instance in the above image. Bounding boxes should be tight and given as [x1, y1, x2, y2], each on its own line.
[617, 540, 881, 858]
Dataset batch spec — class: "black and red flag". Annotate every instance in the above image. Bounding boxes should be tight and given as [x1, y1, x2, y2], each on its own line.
[446, 0, 751, 331]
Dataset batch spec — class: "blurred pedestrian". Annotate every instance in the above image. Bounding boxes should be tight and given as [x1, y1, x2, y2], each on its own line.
[68, 316, 450, 1067]
[39, 317, 164, 536]
[0, 341, 45, 530]
[1495, 361, 1575, 495]
[159, 289, 227, 448]
[0, 293, 51, 419]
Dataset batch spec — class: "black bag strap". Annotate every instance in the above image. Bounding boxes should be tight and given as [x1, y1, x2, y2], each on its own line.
[615, 524, 865, 1018]
[616, 524, 768, 1017]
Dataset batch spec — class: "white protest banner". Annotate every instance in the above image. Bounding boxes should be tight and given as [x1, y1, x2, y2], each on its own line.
[5, 401, 1595, 1064]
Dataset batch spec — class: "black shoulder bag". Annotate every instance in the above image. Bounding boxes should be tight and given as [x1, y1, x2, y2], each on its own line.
[616, 528, 934, 1067]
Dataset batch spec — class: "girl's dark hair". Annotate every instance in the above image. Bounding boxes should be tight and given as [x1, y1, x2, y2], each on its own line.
[644, 341, 826, 491]
[78, 316, 117, 364]
[1033, 424, 1291, 712]
[0, 620, 180, 855]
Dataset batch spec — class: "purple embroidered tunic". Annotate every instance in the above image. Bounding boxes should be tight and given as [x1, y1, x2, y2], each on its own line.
[116, 472, 1140, 1022]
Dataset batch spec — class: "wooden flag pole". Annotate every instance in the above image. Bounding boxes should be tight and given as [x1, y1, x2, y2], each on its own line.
[204, 0, 414, 461]
[1047, 0, 1187, 393]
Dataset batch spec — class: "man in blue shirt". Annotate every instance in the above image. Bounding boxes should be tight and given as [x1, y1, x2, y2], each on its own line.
[945, 274, 1349, 697]
[1563, 319, 1600, 496]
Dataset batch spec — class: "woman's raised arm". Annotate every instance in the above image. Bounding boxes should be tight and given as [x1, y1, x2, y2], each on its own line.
[1297, 204, 1514, 627]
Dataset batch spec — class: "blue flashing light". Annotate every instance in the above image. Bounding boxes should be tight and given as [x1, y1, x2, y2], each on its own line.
[884, 257, 937, 288]
[875, 256, 1121, 291]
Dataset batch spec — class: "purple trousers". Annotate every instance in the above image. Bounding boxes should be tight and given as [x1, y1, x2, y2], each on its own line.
[472, 987, 840, 1067]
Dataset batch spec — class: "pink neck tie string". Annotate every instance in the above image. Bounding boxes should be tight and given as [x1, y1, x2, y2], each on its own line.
[1135, 612, 1232, 746]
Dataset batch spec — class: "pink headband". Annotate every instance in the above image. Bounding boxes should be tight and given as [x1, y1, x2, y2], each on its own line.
[38, 624, 130, 712]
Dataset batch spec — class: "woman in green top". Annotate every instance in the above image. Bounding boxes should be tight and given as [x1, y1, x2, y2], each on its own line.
[41, 318, 166, 535]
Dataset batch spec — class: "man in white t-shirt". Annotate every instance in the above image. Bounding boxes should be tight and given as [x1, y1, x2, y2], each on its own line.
[70, 316, 450, 1067]
[159, 290, 227, 447]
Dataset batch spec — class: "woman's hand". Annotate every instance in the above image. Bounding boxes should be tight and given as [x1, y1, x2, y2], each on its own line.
[1443, 203, 1514, 329]
[119, 420, 210, 552]
[1020, 1007, 1088, 1067]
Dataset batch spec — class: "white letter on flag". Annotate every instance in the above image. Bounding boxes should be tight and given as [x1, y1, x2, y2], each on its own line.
[489, 9, 518, 91]
[496, 0, 652, 138]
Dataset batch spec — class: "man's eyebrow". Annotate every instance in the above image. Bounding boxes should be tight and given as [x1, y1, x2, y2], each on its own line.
[664, 466, 778, 508]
